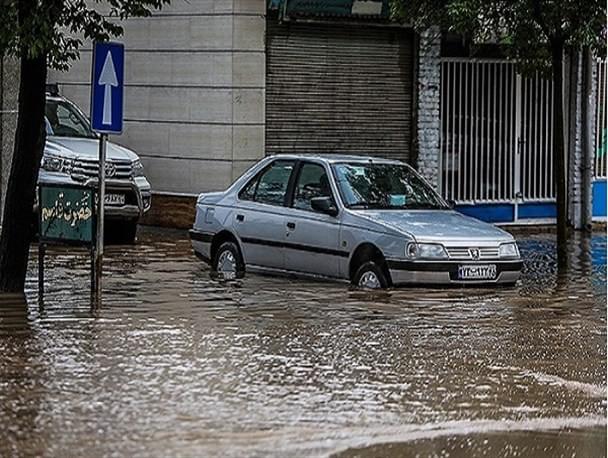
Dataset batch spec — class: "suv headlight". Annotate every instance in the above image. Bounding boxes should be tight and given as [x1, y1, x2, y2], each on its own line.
[41, 154, 73, 174]
[132, 159, 144, 177]
[406, 242, 448, 260]
[499, 242, 520, 258]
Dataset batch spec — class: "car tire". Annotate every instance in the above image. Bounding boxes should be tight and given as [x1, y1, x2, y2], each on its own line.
[352, 261, 389, 289]
[213, 241, 245, 279]
[119, 220, 138, 244]
[107, 220, 138, 245]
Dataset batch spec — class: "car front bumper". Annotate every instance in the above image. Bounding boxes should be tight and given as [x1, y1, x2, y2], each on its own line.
[387, 259, 523, 286]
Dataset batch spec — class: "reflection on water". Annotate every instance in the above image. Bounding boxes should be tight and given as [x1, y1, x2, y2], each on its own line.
[334, 426, 607, 458]
[0, 228, 605, 457]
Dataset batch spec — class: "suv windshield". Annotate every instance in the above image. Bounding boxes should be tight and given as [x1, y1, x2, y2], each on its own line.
[45, 99, 97, 139]
[333, 162, 448, 210]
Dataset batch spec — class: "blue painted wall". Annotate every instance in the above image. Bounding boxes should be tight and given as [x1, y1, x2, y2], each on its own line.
[456, 182, 606, 223]
[592, 179, 607, 218]
[455, 204, 514, 223]
[456, 203, 558, 223]
[518, 203, 557, 219]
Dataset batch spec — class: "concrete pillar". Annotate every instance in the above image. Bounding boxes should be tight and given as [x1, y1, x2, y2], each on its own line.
[415, 27, 441, 191]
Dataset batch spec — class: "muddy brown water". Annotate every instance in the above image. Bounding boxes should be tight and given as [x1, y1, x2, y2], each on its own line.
[0, 228, 606, 457]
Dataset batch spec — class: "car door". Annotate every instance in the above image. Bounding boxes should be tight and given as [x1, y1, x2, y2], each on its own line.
[232, 159, 296, 270]
[283, 161, 342, 278]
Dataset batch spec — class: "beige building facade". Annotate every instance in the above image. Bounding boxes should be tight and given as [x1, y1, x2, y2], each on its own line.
[47, 0, 433, 228]
[49, 0, 267, 226]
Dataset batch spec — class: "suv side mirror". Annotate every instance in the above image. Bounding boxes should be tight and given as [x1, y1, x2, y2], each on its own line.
[311, 196, 338, 216]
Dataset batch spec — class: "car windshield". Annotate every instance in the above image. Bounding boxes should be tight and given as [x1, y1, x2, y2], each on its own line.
[332, 162, 448, 210]
[45, 99, 97, 139]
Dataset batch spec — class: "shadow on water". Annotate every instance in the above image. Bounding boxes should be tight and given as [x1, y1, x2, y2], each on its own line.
[0, 227, 604, 457]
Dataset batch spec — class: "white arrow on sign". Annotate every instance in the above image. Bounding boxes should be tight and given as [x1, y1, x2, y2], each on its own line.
[98, 50, 118, 125]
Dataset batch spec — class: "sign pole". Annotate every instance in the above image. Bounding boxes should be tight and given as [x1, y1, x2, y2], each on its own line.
[90, 41, 124, 300]
[94, 133, 107, 296]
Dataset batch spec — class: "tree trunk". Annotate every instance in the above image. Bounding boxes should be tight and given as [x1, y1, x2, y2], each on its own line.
[550, 39, 568, 266]
[0, 53, 47, 292]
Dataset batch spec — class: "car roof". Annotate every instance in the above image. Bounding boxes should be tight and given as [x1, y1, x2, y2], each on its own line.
[269, 153, 405, 165]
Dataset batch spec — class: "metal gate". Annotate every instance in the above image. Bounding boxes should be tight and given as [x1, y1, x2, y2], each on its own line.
[266, 21, 414, 161]
[440, 58, 555, 221]
[595, 59, 607, 179]
[593, 59, 607, 220]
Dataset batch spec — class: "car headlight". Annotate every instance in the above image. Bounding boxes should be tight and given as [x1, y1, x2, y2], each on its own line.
[406, 242, 448, 259]
[132, 159, 145, 177]
[499, 242, 520, 258]
[41, 154, 73, 174]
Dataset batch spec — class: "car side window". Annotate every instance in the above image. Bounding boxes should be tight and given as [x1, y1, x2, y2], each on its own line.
[239, 175, 259, 201]
[239, 160, 295, 206]
[293, 162, 333, 212]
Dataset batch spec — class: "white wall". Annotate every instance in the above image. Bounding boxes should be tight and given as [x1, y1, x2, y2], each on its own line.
[49, 0, 266, 196]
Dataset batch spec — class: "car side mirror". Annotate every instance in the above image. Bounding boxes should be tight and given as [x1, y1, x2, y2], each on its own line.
[447, 199, 456, 209]
[311, 196, 338, 216]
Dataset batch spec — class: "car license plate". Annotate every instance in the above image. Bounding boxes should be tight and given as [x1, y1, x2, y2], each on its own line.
[104, 193, 125, 206]
[458, 264, 497, 280]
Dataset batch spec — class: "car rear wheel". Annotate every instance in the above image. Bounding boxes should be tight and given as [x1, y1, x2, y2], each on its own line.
[353, 261, 389, 289]
[213, 242, 245, 279]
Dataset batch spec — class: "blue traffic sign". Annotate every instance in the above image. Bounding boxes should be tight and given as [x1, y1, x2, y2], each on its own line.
[90, 42, 124, 134]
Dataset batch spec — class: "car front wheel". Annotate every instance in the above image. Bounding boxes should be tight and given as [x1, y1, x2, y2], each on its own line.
[120, 220, 138, 244]
[105, 219, 138, 244]
[213, 241, 245, 279]
[353, 261, 389, 289]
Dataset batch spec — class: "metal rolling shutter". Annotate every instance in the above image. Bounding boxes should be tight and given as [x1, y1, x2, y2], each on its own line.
[265, 21, 414, 162]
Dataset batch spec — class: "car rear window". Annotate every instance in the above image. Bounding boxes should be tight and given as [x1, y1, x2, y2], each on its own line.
[239, 160, 295, 206]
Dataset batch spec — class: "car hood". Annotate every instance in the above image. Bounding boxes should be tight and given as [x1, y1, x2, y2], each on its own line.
[46, 137, 139, 162]
[356, 209, 514, 244]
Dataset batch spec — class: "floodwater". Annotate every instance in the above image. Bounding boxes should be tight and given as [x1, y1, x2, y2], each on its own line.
[0, 228, 606, 457]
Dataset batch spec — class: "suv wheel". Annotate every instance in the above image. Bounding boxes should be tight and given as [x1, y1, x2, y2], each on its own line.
[353, 261, 389, 289]
[118, 220, 138, 244]
[213, 242, 245, 279]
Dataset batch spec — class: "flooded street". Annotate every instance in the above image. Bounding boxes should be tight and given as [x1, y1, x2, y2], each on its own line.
[0, 228, 606, 457]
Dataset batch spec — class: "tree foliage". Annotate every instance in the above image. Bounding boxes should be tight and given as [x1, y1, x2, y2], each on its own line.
[0, 0, 170, 69]
[391, 0, 606, 73]
[391, 0, 606, 263]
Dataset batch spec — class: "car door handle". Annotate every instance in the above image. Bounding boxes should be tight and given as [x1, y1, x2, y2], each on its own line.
[236, 214, 245, 222]
[286, 222, 296, 230]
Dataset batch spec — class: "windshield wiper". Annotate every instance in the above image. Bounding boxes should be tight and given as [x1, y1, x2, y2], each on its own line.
[403, 203, 446, 210]
[348, 203, 371, 209]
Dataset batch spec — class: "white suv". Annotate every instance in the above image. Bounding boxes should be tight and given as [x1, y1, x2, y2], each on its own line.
[38, 88, 151, 243]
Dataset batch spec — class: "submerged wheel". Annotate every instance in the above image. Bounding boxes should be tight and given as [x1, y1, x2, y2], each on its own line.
[105, 219, 138, 244]
[353, 261, 389, 289]
[119, 220, 138, 244]
[213, 241, 245, 279]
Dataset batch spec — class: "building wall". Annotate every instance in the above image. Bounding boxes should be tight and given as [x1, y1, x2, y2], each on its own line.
[48, 0, 266, 219]
[0, 56, 20, 224]
[46, 4, 445, 229]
